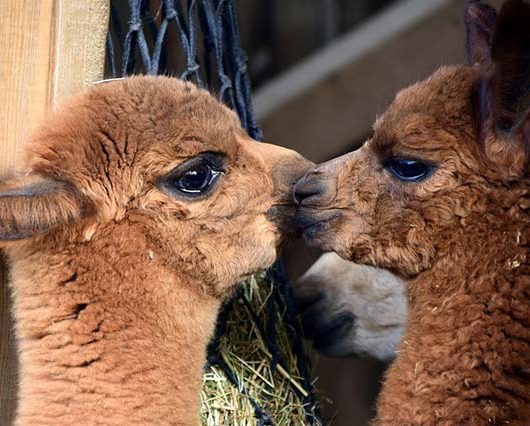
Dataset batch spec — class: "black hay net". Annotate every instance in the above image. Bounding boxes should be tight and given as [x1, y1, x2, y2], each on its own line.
[106, 0, 261, 140]
[106, 2, 321, 425]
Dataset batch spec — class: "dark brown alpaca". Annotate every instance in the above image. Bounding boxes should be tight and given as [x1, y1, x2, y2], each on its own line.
[3, 76, 309, 425]
[294, 0, 530, 424]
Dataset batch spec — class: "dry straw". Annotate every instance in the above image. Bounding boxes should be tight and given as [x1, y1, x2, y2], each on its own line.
[200, 274, 320, 425]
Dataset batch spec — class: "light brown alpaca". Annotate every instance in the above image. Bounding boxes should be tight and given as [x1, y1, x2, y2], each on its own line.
[3, 76, 309, 425]
[294, 0, 530, 424]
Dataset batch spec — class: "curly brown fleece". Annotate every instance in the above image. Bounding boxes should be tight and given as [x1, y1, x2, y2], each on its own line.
[294, 1, 530, 424]
[3, 76, 310, 425]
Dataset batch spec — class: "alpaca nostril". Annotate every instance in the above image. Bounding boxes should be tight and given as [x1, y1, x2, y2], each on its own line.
[293, 174, 327, 206]
[293, 186, 323, 205]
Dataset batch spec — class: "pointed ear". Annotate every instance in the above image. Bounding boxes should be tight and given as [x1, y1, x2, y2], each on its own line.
[470, 0, 530, 176]
[464, 0, 497, 65]
[0, 174, 90, 241]
[489, 0, 530, 133]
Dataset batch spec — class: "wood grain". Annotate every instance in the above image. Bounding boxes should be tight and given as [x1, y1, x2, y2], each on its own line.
[0, 1, 108, 424]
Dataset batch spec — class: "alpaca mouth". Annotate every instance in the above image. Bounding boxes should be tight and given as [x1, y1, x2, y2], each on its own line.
[294, 209, 341, 241]
[295, 209, 340, 229]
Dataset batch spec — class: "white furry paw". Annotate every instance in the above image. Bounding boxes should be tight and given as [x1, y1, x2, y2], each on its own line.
[295, 252, 407, 361]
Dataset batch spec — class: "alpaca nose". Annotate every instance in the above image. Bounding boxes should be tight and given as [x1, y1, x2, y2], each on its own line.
[293, 167, 333, 207]
[294, 153, 352, 207]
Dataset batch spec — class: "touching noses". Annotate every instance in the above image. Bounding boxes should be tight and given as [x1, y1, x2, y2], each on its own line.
[293, 165, 336, 207]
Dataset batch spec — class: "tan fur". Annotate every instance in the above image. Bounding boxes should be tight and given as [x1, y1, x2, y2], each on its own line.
[294, 53, 530, 426]
[4, 76, 310, 425]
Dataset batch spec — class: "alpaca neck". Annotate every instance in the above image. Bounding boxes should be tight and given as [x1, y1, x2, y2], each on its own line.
[376, 215, 530, 425]
[9, 224, 220, 425]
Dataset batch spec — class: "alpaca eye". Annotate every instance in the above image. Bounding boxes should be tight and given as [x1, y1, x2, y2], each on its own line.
[384, 158, 434, 182]
[159, 153, 224, 198]
[175, 163, 220, 194]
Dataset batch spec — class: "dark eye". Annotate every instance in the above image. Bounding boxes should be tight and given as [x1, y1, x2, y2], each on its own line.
[384, 158, 434, 182]
[175, 163, 219, 194]
[159, 153, 224, 198]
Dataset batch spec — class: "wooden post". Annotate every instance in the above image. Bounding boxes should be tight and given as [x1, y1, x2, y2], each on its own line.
[0, 1, 109, 423]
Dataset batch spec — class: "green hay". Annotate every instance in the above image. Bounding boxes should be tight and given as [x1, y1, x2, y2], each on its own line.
[200, 274, 319, 425]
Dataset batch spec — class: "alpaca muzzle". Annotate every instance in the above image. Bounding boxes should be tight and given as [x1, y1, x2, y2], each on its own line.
[293, 153, 351, 208]
[292, 154, 350, 242]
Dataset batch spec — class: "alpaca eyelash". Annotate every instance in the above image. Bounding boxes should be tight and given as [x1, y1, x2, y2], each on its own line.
[196, 152, 226, 172]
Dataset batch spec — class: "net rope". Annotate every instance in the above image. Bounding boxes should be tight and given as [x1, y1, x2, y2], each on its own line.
[106, 2, 321, 424]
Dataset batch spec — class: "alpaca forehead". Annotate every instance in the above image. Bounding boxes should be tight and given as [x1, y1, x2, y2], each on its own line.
[372, 65, 478, 156]
[27, 77, 242, 174]
[91, 77, 241, 152]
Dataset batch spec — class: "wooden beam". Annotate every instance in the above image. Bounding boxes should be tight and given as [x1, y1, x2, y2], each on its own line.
[0, 1, 55, 174]
[51, 1, 110, 104]
[0, 1, 109, 174]
[254, 0, 450, 120]
[0, 1, 109, 423]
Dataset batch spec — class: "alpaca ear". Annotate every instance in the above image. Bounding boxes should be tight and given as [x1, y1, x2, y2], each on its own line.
[464, 0, 497, 65]
[471, 0, 530, 175]
[488, 0, 530, 133]
[0, 174, 89, 241]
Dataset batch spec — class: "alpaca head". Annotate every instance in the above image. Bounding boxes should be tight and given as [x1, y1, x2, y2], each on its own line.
[0, 76, 310, 297]
[294, 0, 530, 277]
